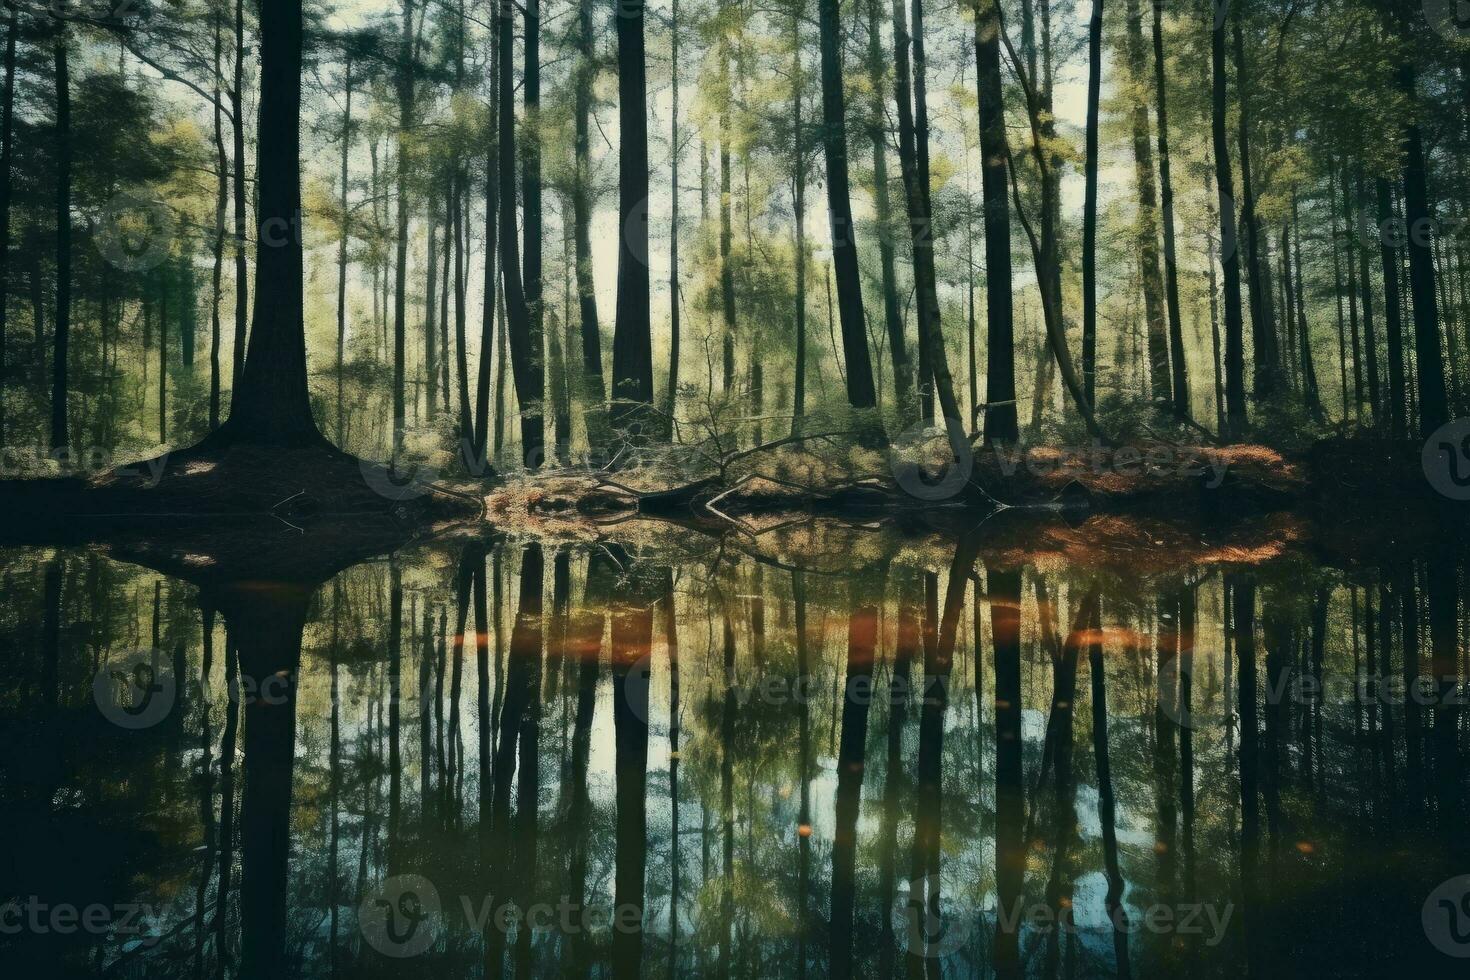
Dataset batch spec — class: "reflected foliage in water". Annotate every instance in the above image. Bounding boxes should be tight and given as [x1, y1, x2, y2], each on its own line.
[0, 537, 1466, 976]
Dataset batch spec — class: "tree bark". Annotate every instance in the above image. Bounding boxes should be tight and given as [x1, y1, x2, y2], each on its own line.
[1231, 10, 1280, 399]
[818, 0, 881, 424]
[1124, 0, 1171, 405]
[335, 54, 352, 440]
[0, 6, 16, 443]
[51, 28, 70, 451]
[1211, 3, 1248, 438]
[975, 0, 1018, 443]
[1151, 0, 1189, 418]
[217, 0, 321, 445]
[230, 0, 248, 413]
[1082, 0, 1103, 408]
[611, 0, 654, 434]
[866, 0, 911, 421]
[666, 0, 681, 434]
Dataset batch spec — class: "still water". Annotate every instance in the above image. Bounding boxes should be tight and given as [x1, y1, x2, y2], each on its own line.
[0, 529, 1466, 977]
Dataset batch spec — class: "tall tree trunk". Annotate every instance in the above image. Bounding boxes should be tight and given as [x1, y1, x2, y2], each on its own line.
[666, 0, 682, 434]
[0, 8, 15, 443]
[975, 0, 1018, 443]
[1151, 0, 1189, 418]
[1231, 10, 1280, 399]
[210, 15, 226, 432]
[1376, 178, 1407, 437]
[1353, 170, 1381, 422]
[1124, 0, 1171, 405]
[50, 28, 70, 451]
[497, 0, 544, 468]
[1289, 195, 1323, 419]
[1082, 0, 1103, 408]
[818, 0, 881, 427]
[475, 27, 499, 469]
[792, 8, 809, 433]
[866, 0, 911, 420]
[718, 54, 737, 396]
[230, 0, 248, 412]
[1211, 3, 1248, 438]
[218, 0, 320, 445]
[391, 0, 414, 461]
[1395, 60, 1451, 437]
[335, 55, 352, 440]
[893, 0, 967, 465]
[611, 0, 654, 434]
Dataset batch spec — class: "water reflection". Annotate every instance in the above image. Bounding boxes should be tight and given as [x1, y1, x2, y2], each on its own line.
[0, 532, 1466, 976]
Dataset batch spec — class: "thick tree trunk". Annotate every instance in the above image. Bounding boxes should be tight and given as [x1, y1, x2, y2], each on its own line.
[818, 0, 881, 423]
[1211, 6, 1248, 439]
[51, 30, 70, 451]
[1151, 0, 1189, 418]
[975, 0, 1018, 443]
[1124, 0, 1171, 405]
[611, 0, 654, 433]
[217, 0, 321, 446]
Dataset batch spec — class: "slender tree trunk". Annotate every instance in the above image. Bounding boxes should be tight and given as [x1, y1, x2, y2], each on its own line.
[1231, 10, 1280, 398]
[792, 8, 809, 433]
[1211, 3, 1248, 438]
[1124, 0, 1171, 405]
[1151, 0, 1189, 418]
[50, 29, 70, 451]
[391, 0, 414, 461]
[718, 56, 737, 396]
[0, 10, 14, 443]
[976, 0, 1018, 443]
[1082, 0, 1103, 408]
[1395, 60, 1451, 437]
[210, 16, 226, 432]
[335, 56, 352, 440]
[474, 35, 500, 470]
[230, 0, 248, 411]
[818, 0, 881, 426]
[666, 0, 682, 434]
[611, 0, 654, 434]
[866, 0, 911, 420]
[893, 0, 966, 464]
[1353, 170, 1381, 422]
[497, 0, 543, 468]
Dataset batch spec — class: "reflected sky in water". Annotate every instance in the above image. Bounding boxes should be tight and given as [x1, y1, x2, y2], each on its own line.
[0, 534, 1466, 977]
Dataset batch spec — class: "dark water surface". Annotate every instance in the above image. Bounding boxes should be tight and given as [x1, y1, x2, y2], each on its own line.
[1, 531, 1467, 977]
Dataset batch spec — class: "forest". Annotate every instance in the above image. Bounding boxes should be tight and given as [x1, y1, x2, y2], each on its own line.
[0, 0, 1465, 510]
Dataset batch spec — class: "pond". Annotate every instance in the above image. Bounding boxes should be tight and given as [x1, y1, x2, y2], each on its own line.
[0, 524, 1465, 977]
